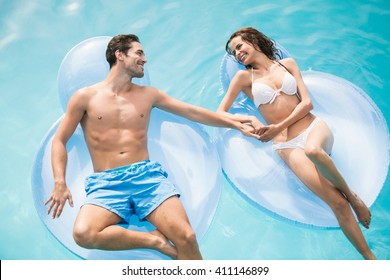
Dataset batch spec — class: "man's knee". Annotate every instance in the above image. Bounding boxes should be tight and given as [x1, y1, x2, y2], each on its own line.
[174, 228, 198, 248]
[73, 223, 97, 249]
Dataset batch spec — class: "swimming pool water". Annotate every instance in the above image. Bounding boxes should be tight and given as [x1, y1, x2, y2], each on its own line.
[1, 0, 389, 260]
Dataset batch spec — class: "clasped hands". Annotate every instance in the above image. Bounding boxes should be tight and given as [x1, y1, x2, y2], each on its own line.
[241, 116, 280, 142]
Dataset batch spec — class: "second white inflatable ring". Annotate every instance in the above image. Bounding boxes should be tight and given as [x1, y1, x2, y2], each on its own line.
[216, 52, 389, 228]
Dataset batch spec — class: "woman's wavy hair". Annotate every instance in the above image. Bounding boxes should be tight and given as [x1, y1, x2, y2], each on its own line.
[225, 27, 280, 68]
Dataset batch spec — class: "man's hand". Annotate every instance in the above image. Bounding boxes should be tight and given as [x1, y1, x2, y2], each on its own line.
[239, 123, 261, 139]
[45, 182, 74, 219]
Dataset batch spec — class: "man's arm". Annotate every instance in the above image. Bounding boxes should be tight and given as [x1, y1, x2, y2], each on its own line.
[45, 89, 88, 218]
[153, 88, 259, 139]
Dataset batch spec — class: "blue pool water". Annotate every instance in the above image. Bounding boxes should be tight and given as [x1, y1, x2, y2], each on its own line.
[1, 0, 389, 260]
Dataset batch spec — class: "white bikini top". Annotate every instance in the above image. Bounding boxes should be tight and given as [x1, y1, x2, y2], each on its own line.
[251, 62, 298, 107]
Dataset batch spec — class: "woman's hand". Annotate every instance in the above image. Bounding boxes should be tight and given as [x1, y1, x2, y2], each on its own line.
[250, 116, 266, 135]
[258, 124, 282, 142]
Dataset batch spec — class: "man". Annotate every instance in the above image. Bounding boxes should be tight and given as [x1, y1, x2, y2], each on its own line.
[45, 34, 258, 260]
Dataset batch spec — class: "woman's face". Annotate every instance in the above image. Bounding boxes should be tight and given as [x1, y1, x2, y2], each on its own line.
[229, 36, 256, 66]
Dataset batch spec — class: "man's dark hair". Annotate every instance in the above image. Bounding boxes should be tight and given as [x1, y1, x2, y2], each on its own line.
[106, 34, 140, 68]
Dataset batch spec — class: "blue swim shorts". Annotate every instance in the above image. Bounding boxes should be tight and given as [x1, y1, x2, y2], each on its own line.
[83, 160, 180, 223]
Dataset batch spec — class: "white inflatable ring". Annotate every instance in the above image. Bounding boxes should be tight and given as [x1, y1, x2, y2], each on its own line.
[31, 37, 222, 259]
[217, 50, 389, 228]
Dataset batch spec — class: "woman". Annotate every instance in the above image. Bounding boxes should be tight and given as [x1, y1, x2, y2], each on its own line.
[217, 27, 375, 260]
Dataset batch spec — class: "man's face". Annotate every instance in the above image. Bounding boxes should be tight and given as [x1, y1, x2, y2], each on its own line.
[122, 42, 147, 78]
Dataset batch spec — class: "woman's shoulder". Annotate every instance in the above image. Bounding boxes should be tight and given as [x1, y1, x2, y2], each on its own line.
[279, 57, 297, 67]
[235, 68, 252, 79]
[230, 69, 253, 88]
[279, 57, 298, 70]
[278, 57, 300, 73]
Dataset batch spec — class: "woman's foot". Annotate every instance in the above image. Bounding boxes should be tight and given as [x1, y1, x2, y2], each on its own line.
[349, 192, 371, 229]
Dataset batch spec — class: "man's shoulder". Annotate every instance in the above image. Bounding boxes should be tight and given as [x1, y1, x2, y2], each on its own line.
[133, 84, 164, 100]
[68, 84, 100, 107]
[134, 84, 158, 93]
[75, 82, 102, 97]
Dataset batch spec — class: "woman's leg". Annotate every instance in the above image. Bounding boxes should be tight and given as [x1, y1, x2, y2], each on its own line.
[278, 147, 375, 260]
[304, 120, 371, 228]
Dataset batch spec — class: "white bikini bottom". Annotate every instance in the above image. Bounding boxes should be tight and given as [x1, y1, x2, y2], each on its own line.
[273, 117, 320, 150]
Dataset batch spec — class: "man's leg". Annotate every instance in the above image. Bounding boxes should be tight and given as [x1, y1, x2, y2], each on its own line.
[146, 196, 203, 260]
[73, 204, 177, 258]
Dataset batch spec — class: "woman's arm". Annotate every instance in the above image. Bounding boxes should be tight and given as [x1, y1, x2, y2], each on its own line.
[217, 70, 265, 130]
[278, 57, 313, 128]
[259, 58, 313, 142]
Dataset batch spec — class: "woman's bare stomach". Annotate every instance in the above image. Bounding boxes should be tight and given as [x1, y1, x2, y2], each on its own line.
[271, 113, 316, 144]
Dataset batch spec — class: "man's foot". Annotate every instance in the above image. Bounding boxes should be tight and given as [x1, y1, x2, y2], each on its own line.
[363, 251, 377, 260]
[349, 192, 371, 229]
[150, 230, 178, 259]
